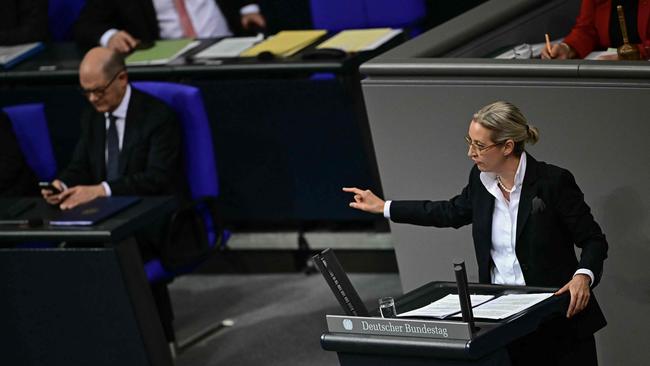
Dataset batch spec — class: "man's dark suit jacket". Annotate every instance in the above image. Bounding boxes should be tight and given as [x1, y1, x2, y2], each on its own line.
[74, 0, 258, 49]
[389, 154, 608, 339]
[0, 111, 39, 196]
[58, 87, 186, 265]
[0, 0, 48, 46]
[58, 87, 182, 197]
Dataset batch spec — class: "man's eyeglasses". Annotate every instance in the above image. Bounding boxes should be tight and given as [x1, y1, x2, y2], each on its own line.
[464, 136, 503, 153]
[79, 69, 125, 99]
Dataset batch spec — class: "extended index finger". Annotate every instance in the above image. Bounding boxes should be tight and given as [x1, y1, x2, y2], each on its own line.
[342, 187, 364, 195]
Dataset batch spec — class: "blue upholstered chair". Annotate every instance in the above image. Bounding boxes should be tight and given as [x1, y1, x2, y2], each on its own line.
[3, 104, 58, 249]
[2, 103, 57, 181]
[132, 81, 228, 284]
[132, 82, 230, 353]
[48, 0, 87, 41]
[310, 0, 426, 32]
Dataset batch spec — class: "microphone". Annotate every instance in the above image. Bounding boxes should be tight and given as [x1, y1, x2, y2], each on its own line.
[454, 259, 477, 335]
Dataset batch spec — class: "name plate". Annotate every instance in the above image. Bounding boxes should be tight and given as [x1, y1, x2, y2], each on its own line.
[326, 315, 471, 340]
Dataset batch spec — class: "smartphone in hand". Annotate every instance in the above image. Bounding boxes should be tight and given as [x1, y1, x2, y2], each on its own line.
[39, 181, 61, 195]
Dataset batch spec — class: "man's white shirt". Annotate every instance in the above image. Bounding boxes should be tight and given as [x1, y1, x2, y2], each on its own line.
[100, 1, 261, 46]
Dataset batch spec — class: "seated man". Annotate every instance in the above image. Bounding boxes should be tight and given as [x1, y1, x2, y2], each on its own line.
[42, 47, 184, 342]
[0, 0, 48, 46]
[42, 47, 183, 260]
[0, 110, 39, 196]
[74, 0, 266, 53]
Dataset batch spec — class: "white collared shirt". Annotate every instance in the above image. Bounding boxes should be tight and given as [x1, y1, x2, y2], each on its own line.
[152, 0, 232, 39]
[383, 151, 594, 286]
[99, 1, 260, 46]
[480, 152, 527, 285]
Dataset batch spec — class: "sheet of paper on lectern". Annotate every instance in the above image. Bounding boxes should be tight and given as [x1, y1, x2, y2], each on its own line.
[458, 293, 555, 320]
[397, 294, 495, 319]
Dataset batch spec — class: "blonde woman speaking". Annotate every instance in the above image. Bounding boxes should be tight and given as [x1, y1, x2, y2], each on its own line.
[344, 101, 608, 366]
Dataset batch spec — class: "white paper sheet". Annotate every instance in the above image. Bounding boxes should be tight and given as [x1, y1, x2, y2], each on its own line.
[494, 38, 564, 59]
[397, 294, 495, 319]
[194, 35, 264, 59]
[463, 293, 555, 320]
[0, 42, 42, 65]
[585, 48, 618, 60]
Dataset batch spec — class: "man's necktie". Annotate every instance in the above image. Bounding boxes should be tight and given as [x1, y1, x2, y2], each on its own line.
[106, 114, 120, 181]
[173, 0, 197, 38]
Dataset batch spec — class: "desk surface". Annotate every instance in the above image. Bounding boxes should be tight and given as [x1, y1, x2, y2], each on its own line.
[1, 36, 404, 84]
[0, 196, 176, 243]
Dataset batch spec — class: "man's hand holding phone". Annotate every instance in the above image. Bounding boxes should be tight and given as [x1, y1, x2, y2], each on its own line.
[40, 180, 65, 205]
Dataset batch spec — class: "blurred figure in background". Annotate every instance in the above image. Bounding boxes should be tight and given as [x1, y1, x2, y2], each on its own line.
[74, 0, 266, 53]
[542, 0, 650, 59]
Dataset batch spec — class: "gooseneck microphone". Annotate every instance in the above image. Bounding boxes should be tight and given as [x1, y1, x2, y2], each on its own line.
[454, 259, 476, 335]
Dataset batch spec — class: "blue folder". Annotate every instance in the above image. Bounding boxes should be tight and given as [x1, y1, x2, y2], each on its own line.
[49, 197, 141, 226]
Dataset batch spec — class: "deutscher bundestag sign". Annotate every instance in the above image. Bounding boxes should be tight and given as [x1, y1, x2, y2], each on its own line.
[326, 315, 472, 340]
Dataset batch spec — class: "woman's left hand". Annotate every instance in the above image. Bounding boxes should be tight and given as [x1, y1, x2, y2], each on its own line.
[554, 274, 591, 318]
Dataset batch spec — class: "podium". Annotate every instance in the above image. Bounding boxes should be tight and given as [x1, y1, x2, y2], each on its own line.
[321, 281, 570, 366]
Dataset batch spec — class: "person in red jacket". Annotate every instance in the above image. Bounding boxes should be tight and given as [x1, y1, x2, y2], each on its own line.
[542, 0, 650, 59]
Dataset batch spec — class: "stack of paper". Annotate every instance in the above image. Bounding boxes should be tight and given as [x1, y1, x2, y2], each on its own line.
[0, 42, 44, 69]
[317, 28, 402, 52]
[585, 48, 619, 60]
[194, 35, 264, 59]
[240, 30, 327, 57]
[494, 38, 564, 59]
[454, 293, 555, 320]
[397, 294, 495, 319]
[126, 39, 199, 66]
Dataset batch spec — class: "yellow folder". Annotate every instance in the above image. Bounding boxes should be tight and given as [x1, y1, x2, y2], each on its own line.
[240, 30, 327, 57]
[317, 28, 402, 52]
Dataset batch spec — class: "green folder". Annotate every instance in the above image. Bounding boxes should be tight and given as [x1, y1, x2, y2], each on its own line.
[125, 39, 197, 66]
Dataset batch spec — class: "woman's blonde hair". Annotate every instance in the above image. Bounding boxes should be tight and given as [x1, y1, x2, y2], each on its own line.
[472, 101, 540, 155]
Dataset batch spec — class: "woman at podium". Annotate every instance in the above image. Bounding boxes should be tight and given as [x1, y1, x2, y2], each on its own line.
[344, 101, 608, 366]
